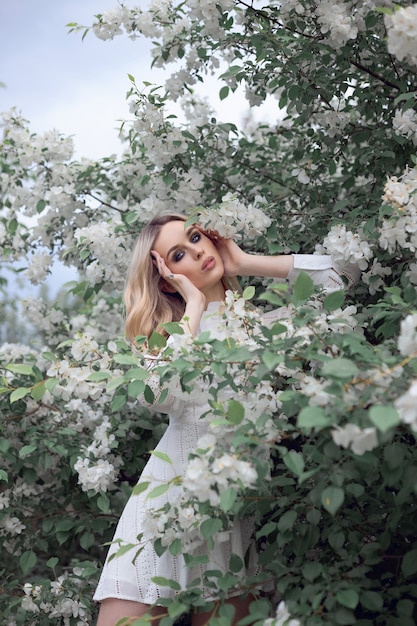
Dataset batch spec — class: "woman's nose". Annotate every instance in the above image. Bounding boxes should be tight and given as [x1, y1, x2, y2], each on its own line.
[194, 246, 203, 259]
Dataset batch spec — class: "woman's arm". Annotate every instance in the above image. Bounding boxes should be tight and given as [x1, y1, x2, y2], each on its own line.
[210, 234, 360, 291]
[212, 236, 294, 278]
[151, 249, 206, 335]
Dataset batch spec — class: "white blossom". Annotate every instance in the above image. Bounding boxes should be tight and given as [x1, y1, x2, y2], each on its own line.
[24, 252, 52, 284]
[264, 600, 302, 626]
[73, 457, 118, 493]
[0, 515, 26, 535]
[397, 313, 417, 356]
[392, 108, 417, 145]
[394, 380, 417, 431]
[196, 193, 271, 240]
[331, 423, 378, 455]
[315, 0, 358, 49]
[385, 5, 417, 66]
[320, 224, 373, 270]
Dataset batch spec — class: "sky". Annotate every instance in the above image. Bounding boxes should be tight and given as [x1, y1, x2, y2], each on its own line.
[0, 0, 170, 159]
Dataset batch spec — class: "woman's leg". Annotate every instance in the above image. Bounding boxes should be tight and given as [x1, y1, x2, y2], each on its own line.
[191, 594, 256, 626]
[96, 598, 166, 626]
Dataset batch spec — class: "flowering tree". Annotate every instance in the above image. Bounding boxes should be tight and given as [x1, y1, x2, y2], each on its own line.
[2, 1, 417, 624]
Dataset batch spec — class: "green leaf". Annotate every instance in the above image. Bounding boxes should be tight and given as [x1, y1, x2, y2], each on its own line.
[6, 363, 34, 376]
[283, 450, 305, 476]
[227, 399, 244, 424]
[321, 486, 345, 516]
[108, 543, 136, 561]
[106, 376, 126, 392]
[0, 469, 8, 482]
[168, 601, 188, 619]
[10, 387, 31, 403]
[97, 494, 110, 513]
[45, 378, 58, 392]
[168, 538, 182, 556]
[80, 531, 95, 550]
[220, 487, 237, 512]
[368, 405, 400, 432]
[132, 481, 150, 496]
[111, 391, 127, 412]
[337, 589, 359, 609]
[200, 517, 223, 539]
[321, 358, 359, 379]
[292, 271, 314, 303]
[219, 86, 230, 100]
[324, 290, 345, 311]
[401, 549, 417, 577]
[125, 367, 149, 381]
[20, 550, 37, 574]
[150, 450, 172, 464]
[19, 444, 37, 458]
[242, 285, 255, 300]
[220, 65, 242, 78]
[277, 510, 297, 532]
[151, 576, 181, 591]
[31, 383, 46, 401]
[262, 351, 283, 371]
[127, 380, 145, 398]
[47, 557, 59, 568]
[147, 483, 170, 499]
[87, 371, 111, 381]
[149, 332, 166, 350]
[113, 353, 139, 365]
[297, 405, 332, 431]
[229, 553, 244, 573]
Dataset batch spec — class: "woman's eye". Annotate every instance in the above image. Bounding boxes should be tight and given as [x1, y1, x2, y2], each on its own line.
[191, 232, 201, 243]
[173, 250, 184, 262]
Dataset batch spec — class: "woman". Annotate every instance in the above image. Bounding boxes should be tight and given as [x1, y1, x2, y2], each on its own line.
[94, 212, 359, 626]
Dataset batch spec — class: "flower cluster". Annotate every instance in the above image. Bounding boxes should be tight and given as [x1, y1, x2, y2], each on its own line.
[196, 193, 271, 240]
[379, 165, 417, 283]
[183, 433, 258, 506]
[385, 4, 417, 66]
[315, 0, 358, 49]
[318, 224, 373, 270]
[331, 423, 378, 456]
[21, 568, 93, 625]
[142, 491, 211, 553]
[392, 108, 417, 146]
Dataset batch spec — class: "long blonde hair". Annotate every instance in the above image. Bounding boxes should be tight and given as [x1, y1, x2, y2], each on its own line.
[124, 212, 240, 341]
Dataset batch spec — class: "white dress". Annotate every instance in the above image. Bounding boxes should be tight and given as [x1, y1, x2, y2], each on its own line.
[93, 256, 359, 605]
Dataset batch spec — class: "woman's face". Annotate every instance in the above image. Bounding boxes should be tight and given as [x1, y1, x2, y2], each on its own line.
[153, 220, 225, 292]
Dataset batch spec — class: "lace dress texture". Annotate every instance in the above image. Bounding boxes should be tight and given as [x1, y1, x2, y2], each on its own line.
[93, 256, 359, 605]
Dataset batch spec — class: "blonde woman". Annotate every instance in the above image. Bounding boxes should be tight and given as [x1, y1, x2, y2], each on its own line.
[94, 212, 359, 626]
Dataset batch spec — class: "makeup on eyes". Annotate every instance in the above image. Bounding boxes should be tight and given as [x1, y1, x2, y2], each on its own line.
[169, 229, 201, 262]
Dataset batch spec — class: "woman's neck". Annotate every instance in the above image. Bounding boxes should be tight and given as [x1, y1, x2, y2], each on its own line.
[202, 281, 226, 307]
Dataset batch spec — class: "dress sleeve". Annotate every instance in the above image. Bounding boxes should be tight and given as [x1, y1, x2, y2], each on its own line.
[286, 254, 360, 293]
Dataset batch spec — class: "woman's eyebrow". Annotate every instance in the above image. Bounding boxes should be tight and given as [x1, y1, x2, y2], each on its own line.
[166, 226, 194, 257]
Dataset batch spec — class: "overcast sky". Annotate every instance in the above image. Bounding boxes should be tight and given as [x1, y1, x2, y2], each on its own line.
[0, 0, 172, 158]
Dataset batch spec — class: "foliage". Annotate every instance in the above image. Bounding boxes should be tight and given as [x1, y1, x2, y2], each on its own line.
[1, 1, 417, 624]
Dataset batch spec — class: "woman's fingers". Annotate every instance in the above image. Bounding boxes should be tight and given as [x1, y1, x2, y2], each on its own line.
[151, 250, 175, 280]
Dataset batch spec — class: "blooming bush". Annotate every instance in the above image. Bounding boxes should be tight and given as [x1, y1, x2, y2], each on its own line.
[2, 1, 417, 624]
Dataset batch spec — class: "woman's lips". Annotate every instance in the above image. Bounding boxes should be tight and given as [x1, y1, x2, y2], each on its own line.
[202, 256, 215, 271]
